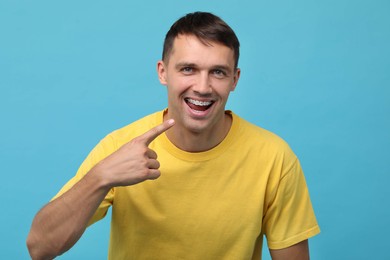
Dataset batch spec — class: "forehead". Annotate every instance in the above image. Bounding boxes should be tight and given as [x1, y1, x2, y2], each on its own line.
[168, 34, 235, 67]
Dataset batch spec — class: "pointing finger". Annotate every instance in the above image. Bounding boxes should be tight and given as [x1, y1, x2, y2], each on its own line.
[141, 119, 175, 146]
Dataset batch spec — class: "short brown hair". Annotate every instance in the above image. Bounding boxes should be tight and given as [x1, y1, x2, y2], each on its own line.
[162, 12, 240, 68]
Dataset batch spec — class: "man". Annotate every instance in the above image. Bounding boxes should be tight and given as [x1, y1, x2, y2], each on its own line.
[27, 12, 320, 259]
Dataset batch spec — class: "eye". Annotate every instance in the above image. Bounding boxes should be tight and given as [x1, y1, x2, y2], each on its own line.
[212, 69, 227, 78]
[180, 67, 194, 74]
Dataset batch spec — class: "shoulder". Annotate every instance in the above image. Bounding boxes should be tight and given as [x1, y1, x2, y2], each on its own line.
[231, 113, 299, 174]
[234, 113, 293, 154]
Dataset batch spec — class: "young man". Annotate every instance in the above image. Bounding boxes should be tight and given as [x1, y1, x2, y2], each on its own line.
[27, 12, 320, 259]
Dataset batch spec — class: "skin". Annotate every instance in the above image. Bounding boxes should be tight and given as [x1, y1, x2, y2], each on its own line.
[26, 120, 175, 259]
[157, 34, 240, 152]
[26, 33, 311, 259]
[270, 240, 310, 260]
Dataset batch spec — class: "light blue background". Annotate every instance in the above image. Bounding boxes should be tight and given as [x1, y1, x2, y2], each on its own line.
[1, 0, 389, 259]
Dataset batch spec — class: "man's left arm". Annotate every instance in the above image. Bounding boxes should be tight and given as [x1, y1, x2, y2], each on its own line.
[269, 240, 309, 260]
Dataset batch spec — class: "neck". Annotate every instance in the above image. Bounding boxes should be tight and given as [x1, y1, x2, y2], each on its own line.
[164, 112, 232, 153]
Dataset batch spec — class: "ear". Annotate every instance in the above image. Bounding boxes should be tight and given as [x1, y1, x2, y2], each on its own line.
[157, 60, 168, 85]
[231, 68, 241, 91]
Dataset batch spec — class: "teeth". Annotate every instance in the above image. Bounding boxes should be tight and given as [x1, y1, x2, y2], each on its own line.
[187, 98, 212, 106]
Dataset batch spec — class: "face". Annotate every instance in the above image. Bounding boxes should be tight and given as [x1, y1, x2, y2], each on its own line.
[157, 34, 240, 135]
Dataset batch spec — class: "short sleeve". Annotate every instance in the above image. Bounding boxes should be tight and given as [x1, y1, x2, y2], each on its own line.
[262, 158, 320, 249]
[51, 134, 117, 226]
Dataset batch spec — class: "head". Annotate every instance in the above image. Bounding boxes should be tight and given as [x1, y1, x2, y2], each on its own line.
[162, 12, 240, 69]
[158, 12, 241, 151]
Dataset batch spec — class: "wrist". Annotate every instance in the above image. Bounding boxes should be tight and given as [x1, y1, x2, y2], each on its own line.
[86, 164, 114, 192]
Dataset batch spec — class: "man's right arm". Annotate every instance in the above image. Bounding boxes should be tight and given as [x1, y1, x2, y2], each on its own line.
[26, 119, 175, 260]
[26, 169, 111, 260]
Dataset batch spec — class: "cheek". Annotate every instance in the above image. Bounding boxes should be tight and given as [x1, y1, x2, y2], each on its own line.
[168, 77, 194, 94]
[212, 81, 234, 98]
[178, 76, 196, 87]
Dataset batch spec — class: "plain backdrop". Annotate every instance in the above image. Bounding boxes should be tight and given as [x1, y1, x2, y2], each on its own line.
[1, 0, 389, 259]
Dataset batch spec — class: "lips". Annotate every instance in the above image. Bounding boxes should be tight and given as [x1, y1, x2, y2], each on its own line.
[185, 98, 214, 111]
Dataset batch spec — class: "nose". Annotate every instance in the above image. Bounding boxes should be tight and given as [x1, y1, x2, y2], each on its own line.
[192, 72, 212, 95]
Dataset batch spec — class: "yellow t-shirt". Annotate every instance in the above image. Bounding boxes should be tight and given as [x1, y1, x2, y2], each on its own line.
[54, 110, 320, 259]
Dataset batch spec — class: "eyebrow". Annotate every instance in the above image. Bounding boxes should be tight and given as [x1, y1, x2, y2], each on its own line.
[175, 62, 232, 73]
[211, 65, 231, 72]
[175, 62, 197, 70]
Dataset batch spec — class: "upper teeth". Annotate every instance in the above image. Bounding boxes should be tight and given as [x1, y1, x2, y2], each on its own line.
[187, 98, 212, 106]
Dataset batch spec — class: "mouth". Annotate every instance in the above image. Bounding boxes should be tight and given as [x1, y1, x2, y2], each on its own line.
[185, 98, 214, 112]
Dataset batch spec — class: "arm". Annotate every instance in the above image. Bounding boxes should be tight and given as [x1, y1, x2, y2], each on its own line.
[264, 157, 320, 260]
[26, 171, 110, 260]
[26, 119, 175, 260]
[269, 240, 309, 260]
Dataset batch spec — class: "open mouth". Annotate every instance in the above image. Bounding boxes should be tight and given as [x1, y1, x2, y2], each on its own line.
[185, 98, 214, 111]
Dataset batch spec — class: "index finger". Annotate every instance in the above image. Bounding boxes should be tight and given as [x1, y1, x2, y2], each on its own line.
[141, 119, 175, 146]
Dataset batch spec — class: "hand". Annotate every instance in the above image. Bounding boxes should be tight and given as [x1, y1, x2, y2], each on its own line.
[91, 119, 175, 188]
